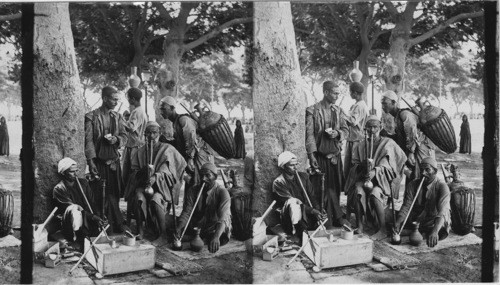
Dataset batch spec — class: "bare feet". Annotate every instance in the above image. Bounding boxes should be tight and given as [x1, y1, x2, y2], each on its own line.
[370, 230, 388, 241]
[152, 236, 169, 247]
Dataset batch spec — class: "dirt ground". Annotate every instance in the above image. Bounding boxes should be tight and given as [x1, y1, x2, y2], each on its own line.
[0, 119, 497, 283]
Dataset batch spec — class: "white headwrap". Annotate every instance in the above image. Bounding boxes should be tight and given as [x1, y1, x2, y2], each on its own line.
[58, 157, 77, 174]
[278, 151, 297, 168]
[160, 96, 177, 106]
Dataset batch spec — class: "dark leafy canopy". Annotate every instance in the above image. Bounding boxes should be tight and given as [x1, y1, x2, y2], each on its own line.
[70, 2, 252, 92]
[292, 1, 483, 81]
[0, 3, 22, 82]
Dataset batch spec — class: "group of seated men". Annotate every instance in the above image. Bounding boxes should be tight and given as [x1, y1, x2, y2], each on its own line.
[51, 86, 230, 253]
[271, 80, 451, 248]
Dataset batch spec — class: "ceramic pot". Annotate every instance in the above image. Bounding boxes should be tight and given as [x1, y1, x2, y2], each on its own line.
[190, 227, 204, 252]
[349, 61, 363, 83]
[409, 222, 423, 246]
[129, 66, 141, 88]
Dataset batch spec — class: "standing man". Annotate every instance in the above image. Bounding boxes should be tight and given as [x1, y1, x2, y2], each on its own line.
[306, 80, 350, 227]
[175, 163, 231, 253]
[394, 157, 451, 247]
[380, 90, 435, 181]
[343, 82, 369, 178]
[344, 116, 406, 239]
[124, 121, 186, 245]
[122, 87, 148, 182]
[159, 96, 213, 190]
[85, 86, 128, 233]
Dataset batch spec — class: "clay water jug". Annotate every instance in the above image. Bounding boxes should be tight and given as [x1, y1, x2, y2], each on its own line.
[349, 60, 363, 83]
[190, 227, 204, 252]
[409, 222, 423, 246]
[128, 66, 141, 88]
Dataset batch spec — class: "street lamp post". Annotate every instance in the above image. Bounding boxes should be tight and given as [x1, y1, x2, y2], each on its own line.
[142, 70, 152, 120]
[368, 63, 379, 115]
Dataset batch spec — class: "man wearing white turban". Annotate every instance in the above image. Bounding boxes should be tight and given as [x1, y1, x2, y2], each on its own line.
[53, 158, 104, 249]
[272, 151, 325, 244]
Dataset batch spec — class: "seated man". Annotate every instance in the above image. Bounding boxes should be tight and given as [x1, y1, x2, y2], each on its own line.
[272, 151, 325, 243]
[124, 121, 186, 246]
[176, 163, 231, 253]
[53, 157, 104, 247]
[394, 157, 451, 247]
[344, 115, 407, 240]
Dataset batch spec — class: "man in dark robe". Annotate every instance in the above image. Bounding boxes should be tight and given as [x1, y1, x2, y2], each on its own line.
[459, 114, 471, 154]
[176, 163, 231, 253]
[306, 80, 350, 227]
[272, 151, 325, 242]
[159, 96, 213, 192]
[85, 86, 129, 233]
[395, 157, 451, 247]
[53, 158, 104, 246]
[344, 115, 407, 240]
[124, 121, 186, 246]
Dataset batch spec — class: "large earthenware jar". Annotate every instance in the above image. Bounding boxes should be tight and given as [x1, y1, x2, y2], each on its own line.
[349, 60, 363, 83]
[409, 221, 423, 246]
[129, 66, 141, 88]
[190, 227, 204, 252]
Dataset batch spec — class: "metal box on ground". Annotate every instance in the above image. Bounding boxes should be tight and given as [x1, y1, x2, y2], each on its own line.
[302, 229, 373, 269]
[84, 237, 155, 276]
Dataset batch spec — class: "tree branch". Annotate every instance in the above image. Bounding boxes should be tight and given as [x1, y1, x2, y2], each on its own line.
[403, 1, 419, 23]
[384, 2, 399, 17]
[369, 29, 391, 49]
[409, 11, 484, 46]
[0, 13, 22, 21]
[98, 9, 121, 45]
[153, 2, 173, 22]
[184, 17, 252, 51]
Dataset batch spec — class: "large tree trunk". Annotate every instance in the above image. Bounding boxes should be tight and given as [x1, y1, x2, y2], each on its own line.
[33, 3, 85, 222]
[253, 2, 307, 222]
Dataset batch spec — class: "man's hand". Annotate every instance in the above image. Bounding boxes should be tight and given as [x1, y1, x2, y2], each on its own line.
[107, 136, 118, 145]
[427, 230, 439, 247]
[88, 159, 98, 176]
[175, 226, 183, 239]
[308, 153, 319, 169]
[407, 153, 416, 167]
[209, 237, 220, 253]
[365, 169, 376, 181]
[325, 129, 339, 139]
[186, 158, 195, 173]
[149, 176, 156, 186]
[311, 209, 326, 221]
[91, 214, 105, 227]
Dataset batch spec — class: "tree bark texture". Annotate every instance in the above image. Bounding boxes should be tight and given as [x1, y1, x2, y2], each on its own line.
[253, 2, 307, 221]
[33, 3, 85, 222]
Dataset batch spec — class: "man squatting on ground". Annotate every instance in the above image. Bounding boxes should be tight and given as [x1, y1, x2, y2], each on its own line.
[272, 151, 326, 243]
[124, 121, 186, 245]
[53, 158, 104, 247]
[344, 115, 407, 240]
[306, 80, 350, 228]
[395, 157, 451, 247]
[343, 82, 369, 178]
[175, 162, 231, 253]
[85, 86, 129, 233]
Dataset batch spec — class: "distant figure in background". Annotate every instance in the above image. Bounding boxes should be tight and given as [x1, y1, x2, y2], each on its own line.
[234, 120, 246, 159]
[459, 114, 471, 154]
[0, 115, 9, 156]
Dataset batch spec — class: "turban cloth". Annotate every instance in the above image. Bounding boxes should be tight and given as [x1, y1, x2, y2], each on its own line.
[277, 151, 297, 168]
[58, 157, 77, 174]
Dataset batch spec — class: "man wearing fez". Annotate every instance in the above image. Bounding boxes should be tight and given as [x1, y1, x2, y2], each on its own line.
[380, 90, 435, 181]
[124, 121, 186, 245]
[343, 82, 369, 178]
[272, 151, 325, 243]
[344, 115, 407, 240]
[53, 158, 104, 246]
[122, 87, 148, 182]
[85, 86, 128, 233]
[395, 157, 451, 247]
[159, 96, 213, 191]
[306, 80, 350, 227]
[175, 163, 231, 253]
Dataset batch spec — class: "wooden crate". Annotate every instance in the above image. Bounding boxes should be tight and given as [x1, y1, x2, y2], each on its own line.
[302, 230, 373, 269]
[84, 238, 155, 276]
